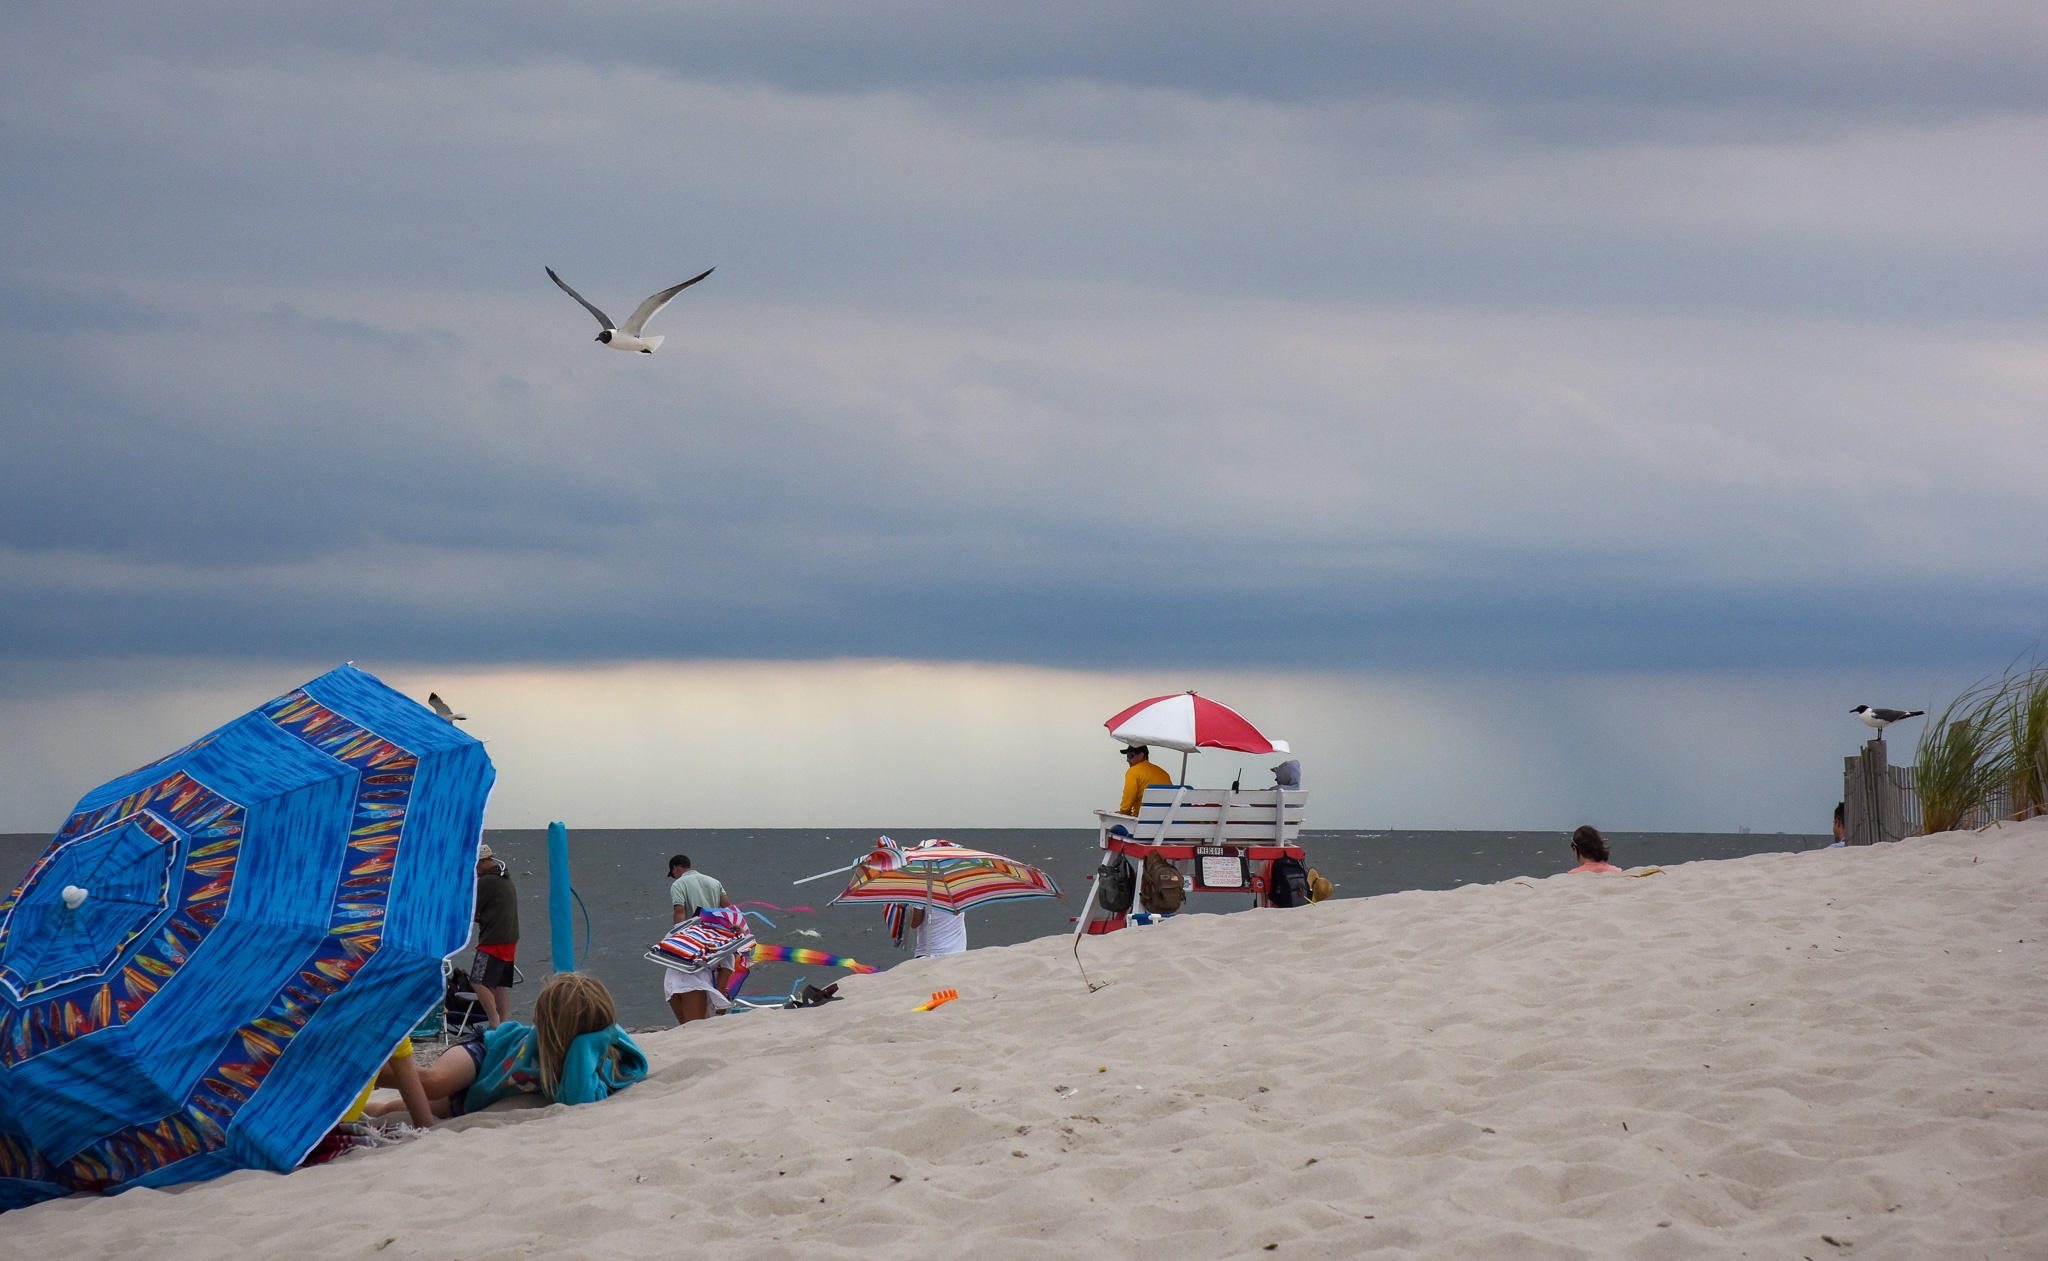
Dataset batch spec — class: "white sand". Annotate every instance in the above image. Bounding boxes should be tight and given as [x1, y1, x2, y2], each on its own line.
[11, 821, 2048, 1259]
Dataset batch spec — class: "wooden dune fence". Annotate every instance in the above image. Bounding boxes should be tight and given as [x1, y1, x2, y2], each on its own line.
[1843, 737, 2015, 845]
[1842, 739, 1918, 846]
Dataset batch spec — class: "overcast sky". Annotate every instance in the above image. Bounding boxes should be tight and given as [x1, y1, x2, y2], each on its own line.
[2, 3, 2043, 831]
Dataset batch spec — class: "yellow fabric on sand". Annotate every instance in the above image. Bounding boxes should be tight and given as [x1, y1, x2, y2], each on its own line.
[340, 1036, 414, 1123]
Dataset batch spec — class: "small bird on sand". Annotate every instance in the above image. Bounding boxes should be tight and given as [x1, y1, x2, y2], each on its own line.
[1852, 705, 1923, 732]
[546, 266, 713, 353]
[428, 693, 467, 723]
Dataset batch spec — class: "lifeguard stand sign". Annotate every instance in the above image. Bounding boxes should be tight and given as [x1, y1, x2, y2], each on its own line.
[1193, 846, 1249, 891]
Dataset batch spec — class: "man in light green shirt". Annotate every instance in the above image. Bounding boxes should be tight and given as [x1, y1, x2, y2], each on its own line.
[666, 854, 735, 1024]
[668, 853, 730, 922]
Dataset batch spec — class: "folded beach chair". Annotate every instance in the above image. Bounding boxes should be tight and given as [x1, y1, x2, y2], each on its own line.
[646, 907, 757, 975]
[442, 963, 490, 1042]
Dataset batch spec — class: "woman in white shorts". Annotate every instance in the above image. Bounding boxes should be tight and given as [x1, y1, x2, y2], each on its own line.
[664, 962, 733, 1024]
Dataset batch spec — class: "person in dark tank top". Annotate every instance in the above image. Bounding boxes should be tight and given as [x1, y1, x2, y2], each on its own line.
[472, 843, 520, 1026]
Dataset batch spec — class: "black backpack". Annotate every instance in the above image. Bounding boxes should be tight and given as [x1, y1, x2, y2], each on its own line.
[1267, 855, 1311, 908]
[1096, 855, 1137, 914]
[1140, 852, 1186, 914]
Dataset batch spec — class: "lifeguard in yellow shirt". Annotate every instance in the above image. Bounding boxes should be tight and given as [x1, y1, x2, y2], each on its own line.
[1118, 744, 1173, 816]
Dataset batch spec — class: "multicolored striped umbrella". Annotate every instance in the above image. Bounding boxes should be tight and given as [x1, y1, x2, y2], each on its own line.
[0, 665, 493, 1210]
[828, 840, 1062, 913]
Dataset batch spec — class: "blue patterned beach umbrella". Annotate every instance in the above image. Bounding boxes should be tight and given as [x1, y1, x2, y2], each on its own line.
[0, 665, 493, 1210]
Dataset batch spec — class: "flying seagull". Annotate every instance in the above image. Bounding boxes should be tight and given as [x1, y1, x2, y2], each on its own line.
[1851, 705, 1923, 733]
[428, 692, 467, 723]
[546, 265, 713, 353]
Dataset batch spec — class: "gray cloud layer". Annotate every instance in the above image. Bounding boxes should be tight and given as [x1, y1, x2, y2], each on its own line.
[1, 3, 2043, 670]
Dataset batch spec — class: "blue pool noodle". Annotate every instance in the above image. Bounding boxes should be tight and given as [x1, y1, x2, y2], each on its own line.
[548, 821, 575, 973]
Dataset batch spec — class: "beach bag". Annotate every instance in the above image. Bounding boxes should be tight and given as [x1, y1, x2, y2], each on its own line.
[1140, 852, 1185, 914]
[1267, 855, 1311, 908]
[1306, 867, 1333, 904]
[1096, 855, 1137, 914]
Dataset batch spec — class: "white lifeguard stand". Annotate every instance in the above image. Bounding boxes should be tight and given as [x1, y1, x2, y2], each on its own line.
[1073, 784, 1307, 935]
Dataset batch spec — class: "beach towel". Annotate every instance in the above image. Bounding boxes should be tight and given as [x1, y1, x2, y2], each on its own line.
[464, 1021, 648, 1111]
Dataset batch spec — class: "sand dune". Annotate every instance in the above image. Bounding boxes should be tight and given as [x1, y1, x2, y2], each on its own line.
[10, 820, 2048, 1259]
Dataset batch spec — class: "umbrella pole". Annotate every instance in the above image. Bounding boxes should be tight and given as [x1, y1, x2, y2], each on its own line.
[547, 822, 575, 973]
[1179, 750, 1188, 785]
[793, 861, 861, 886]
[914, 863, 935, 954]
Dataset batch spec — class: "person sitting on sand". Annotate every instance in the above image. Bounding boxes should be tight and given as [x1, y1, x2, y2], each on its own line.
[366, 972, 646, 1122]
[1567, 825, 1622, 873]
[351, 1036, 436, 1127]
[1119, 744, 1173, 815]
[298, 1034, 445, 1165]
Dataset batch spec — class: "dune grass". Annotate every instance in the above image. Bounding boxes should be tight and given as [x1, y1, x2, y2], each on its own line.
[1914, 662, 2048, 833]
[1916, 696, 2000, 836]
[1997, 668, 2048, 821]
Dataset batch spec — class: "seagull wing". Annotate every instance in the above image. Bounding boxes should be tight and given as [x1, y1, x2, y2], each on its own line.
[621, 267, 714, 336]
[546, 267, 615, 330]
[428, 692, 454, 718]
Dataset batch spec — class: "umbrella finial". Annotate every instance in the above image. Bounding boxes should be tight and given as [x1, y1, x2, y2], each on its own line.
[61, 885, 88, 909]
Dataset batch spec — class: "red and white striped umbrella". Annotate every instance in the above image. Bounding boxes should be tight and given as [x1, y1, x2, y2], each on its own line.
[1104, 691, 1289, 755]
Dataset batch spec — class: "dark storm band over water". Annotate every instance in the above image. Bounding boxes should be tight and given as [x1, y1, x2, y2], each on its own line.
[0, 829, 1829, 1030]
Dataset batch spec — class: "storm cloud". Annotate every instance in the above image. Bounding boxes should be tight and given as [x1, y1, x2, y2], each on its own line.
[1, 0, 2044, 673]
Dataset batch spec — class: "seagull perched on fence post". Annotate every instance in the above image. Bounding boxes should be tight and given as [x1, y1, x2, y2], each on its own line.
[1851, 705, 1923, 735]
[546, 265, 714, 353]
[428, 693, 467, 723]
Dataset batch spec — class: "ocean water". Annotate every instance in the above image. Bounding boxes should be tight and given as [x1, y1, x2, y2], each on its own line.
[0, 828, 1828, 1030]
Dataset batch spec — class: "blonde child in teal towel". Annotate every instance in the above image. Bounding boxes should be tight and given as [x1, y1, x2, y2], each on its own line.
[368, 972, 645, 1120]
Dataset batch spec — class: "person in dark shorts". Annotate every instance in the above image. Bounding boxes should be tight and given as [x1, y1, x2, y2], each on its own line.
[408, 1029, 490, 1119]
[472, 843, 519, 1027]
